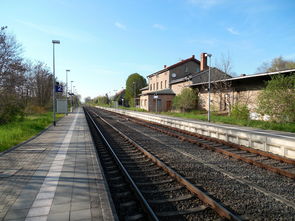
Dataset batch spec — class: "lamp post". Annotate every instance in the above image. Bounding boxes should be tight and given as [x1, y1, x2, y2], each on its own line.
[113, 90, 117, 108]
[73, 86, 76, 110]
[205, 53, 212, 122]
[52, 40, 60, 126]
[155, 74, 159, 112]
[71, 80, 74, 112]
[66, 70, 70, 115]
[133, 82, 136, 107]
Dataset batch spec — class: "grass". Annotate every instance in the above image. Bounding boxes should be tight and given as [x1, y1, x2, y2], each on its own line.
[161, 111, 295, 133]
[118, 106, 147, 112]
[0, 112, 64, 152]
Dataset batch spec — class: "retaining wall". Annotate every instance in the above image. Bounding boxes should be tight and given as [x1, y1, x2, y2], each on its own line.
[97, 107, 295, 160]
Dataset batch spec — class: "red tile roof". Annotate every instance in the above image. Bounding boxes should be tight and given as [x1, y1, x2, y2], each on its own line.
[147, 55, 200, 77]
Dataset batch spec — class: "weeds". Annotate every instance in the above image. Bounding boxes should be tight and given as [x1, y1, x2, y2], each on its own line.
[0, 112, 64, 152]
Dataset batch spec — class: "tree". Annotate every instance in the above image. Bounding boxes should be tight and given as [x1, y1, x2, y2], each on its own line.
[31, 62, 53, 107]
[173, 88, 198, 112]
[257, 56, 295, 73]
[0, 26, 27, 123]
[257, 75, 295, 123]
[96, 95, 110, 105]
[84, 97, 92, 104]
[216, 52, 234, 76]
[125, 73, 147, 107]
[0, 27, 56, 120]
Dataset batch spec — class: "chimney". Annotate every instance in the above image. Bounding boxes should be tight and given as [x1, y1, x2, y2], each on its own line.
[200, 52, 208, 71]
[164, 65, 167, 69]
[192, 55, 195, 59]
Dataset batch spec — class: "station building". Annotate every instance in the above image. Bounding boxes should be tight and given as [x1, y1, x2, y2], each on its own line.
[139, 53, 230, 112]
[190, 68, 295, 118]
[138, 53, 295, 117]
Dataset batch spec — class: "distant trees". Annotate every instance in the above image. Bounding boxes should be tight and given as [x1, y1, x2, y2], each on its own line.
[125, 73, 147, 107]
[95, 95, 110, 105]
[0, 26, 77, 124]
[173, 88, 198, 112]
[85, 95, 110, 106]
[257, 56, 295, 73]
[257, 75, 295, 123]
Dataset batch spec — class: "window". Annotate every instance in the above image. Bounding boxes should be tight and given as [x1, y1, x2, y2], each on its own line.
[153, 83, 155, 90]
[165, 80, 167, 88]
[156, 82, 158, 90]
[150, 84, 152, 90]
[185, 64, 188, 73]
[160, 81, 162, 89]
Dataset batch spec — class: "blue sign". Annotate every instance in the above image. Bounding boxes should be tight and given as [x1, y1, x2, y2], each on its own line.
[55, 85, 63, 93]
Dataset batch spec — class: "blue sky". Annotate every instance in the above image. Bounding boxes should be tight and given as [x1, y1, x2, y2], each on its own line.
[1, 0, 295, 100]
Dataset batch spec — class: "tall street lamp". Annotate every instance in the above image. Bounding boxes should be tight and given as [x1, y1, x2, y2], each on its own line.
[73, 86, 76, 109]
[66, 70, 70, 115]
[71, 80, 74, 112]
[205, 53, 212, 122]
[133, 82, 136, 107]
[52, 40, 60, 126]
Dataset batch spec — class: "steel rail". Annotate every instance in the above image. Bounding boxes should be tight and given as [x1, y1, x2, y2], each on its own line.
[90, 109, 242, 221]
[84, 108, 159, 221]
[127, 116, 295, 179]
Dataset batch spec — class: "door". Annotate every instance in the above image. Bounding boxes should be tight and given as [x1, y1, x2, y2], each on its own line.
[166, 100, 172, 111]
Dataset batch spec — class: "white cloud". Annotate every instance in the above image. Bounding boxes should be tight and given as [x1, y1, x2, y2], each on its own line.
[16, 20, 97, 42]
[153, 24, 166, 30]
[227, 27, 240, 35]
[187, 0, 222, 8]
[115, 22, 126, 30]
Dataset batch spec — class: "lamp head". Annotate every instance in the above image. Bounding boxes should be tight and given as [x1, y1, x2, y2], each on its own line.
[52, 40, 60, 44]
[205, 53, 212, 58]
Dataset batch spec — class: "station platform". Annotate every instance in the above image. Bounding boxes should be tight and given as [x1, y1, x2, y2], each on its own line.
[0, 108, 117, 221]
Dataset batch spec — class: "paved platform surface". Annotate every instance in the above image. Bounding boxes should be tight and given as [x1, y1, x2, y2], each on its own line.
[0, 108, 117, 221]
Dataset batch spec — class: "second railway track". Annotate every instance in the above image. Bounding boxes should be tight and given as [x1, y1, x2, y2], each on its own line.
[112, 110, 295, 180]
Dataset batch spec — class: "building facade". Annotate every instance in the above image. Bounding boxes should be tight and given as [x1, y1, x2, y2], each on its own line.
[139, 55, 202, 112]
[190, 69, 295, 117]
[138, 53, 295, 117]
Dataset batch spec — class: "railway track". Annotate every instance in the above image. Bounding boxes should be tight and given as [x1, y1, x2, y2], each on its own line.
[85, 107, 241, 220]
[110, 110, 295, 180]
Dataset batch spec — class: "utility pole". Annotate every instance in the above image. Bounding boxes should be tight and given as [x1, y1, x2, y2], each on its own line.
[205, 53, 212, 122]
[66, 69, 70, 115]
[133, 82, 136, 107]
[52, 40, 60, 126]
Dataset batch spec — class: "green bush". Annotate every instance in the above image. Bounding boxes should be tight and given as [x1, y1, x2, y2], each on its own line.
[230, 104, 249, 120]
[258, 75, 295, 123]
[173, 88, 198, 112]
[0, 96, 25, 124]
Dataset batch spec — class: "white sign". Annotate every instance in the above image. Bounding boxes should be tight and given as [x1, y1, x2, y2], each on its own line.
[154, 95, 158, 99]
[56, 99, 67, 113]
